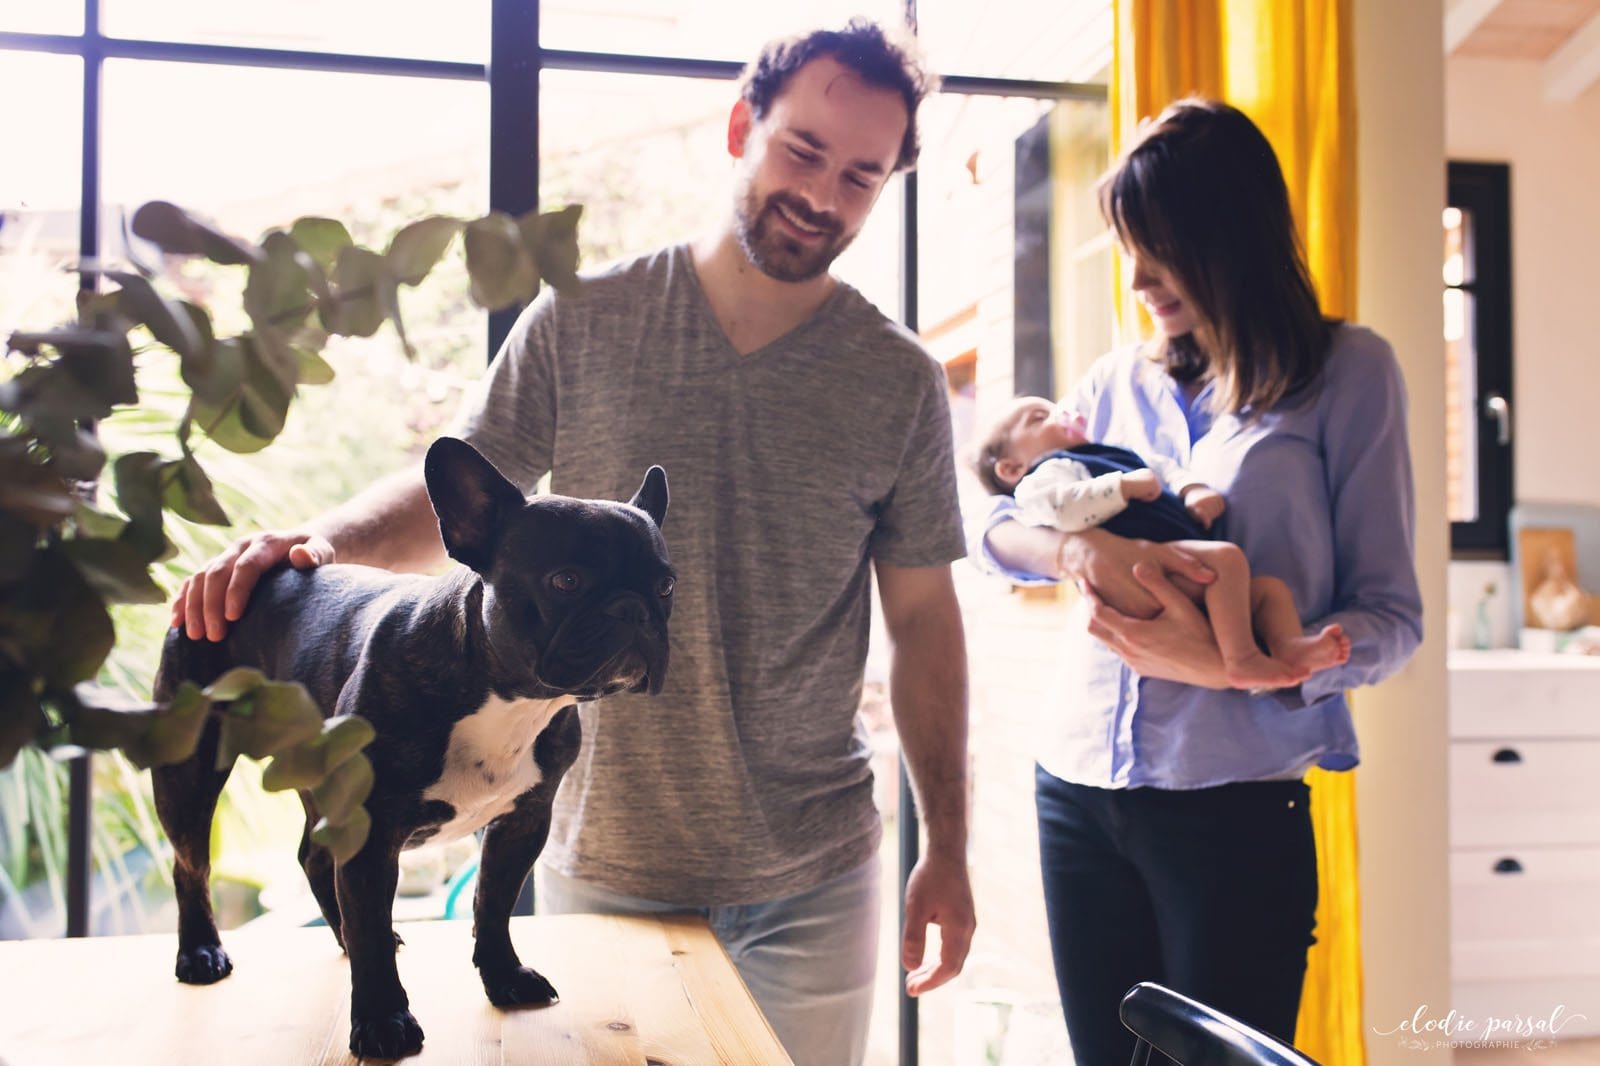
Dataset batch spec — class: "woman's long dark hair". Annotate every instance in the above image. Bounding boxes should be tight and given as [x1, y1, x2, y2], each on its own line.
[1098, 98, 1335, 414]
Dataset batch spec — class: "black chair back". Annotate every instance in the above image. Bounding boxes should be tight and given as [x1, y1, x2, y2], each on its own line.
[1120, 983, 1322, 1066]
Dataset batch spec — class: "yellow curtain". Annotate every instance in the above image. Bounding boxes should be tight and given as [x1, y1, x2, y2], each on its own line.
[1108, 2, 1364, 1062]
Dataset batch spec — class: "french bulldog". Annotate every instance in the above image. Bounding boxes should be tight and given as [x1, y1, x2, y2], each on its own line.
[151, 437, 672, 1060]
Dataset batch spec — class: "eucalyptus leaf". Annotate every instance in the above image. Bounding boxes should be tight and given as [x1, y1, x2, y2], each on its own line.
[61, 537, 167, 605]
[0, 450, 79, 527]
[311, 805, 372, 864]
[160, 455, 230, 526]
[529, 204, 584, 291]
[0, 513, 37, 582]
[324, 246, 388, 338]
[131, 201, 260, 265]
[108, 271, 203, 361]
[61, 685, 156, 751]
[112, 451, 166, 529]
[41, 424, 106, 482]
[250, 331, 304, 396]
[123, 682, 212, 769]
[205, 667, 268, 702]
[289, 217, 353, 273]
[182, 333, 246, 414]
[16, 552, 116, 687]
[293, 347, 335, 385]
[73, 502, 126, 540]
[245, 230, 314, 334]
[217, 681, 325, 764]
[464, 213, 538, 310]
[310, 754, 374, 824]
[386, 216, 462, 287]
[186, 394, 274, 454]
[173, 301, 224, 400]
[0, 670, 42, 770]
[378, 273, 413, 359]
[0, 364, 114, 423]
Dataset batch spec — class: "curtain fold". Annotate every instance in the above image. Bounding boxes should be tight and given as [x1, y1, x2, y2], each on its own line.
[1107, 2, 1364, 1061]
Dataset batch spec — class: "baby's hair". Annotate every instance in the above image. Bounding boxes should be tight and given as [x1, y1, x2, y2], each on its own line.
[969, 415, 1021, 497]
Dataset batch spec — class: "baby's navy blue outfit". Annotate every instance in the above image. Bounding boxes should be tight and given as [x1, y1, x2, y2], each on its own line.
[1027, 443, 1209, 542]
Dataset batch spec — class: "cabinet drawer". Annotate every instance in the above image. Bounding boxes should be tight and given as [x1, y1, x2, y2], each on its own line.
[1452, 978, 1600, 1039]
[1450, 740, 1600, 847]
[1450, 654, 1600, 739]
[1452, 847, 1600, 980]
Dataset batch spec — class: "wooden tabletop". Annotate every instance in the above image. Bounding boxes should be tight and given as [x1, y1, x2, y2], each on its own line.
[0, 912, 793, 1065]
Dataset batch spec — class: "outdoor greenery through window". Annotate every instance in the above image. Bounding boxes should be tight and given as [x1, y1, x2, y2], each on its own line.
[1, 3, 1111, 1063]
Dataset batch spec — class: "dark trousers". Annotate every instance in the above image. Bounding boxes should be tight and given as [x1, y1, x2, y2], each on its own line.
[1035, 765, 1319, 1065]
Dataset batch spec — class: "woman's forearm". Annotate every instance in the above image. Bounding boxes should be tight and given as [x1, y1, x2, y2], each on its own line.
[987, 518, 1068, 578]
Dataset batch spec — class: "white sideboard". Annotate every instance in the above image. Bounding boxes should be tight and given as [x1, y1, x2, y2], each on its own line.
[1449, 649, 1600, 1035]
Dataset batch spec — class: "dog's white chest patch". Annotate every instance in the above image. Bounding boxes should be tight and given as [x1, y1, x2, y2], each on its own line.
[419, 695, 567, 844]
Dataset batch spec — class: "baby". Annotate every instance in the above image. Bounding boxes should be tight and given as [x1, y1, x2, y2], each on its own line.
[972, 396, 1349, 690]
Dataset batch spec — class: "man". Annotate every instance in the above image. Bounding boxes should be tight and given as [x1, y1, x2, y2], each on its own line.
[173, 20, 973, 1065]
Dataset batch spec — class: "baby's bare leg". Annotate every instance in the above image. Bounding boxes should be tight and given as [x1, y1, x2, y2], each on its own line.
[1177, 541, 1310, 690]
[1251, 576, 1351, 676]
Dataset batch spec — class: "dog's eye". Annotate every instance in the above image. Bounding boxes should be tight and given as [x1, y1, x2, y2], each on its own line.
[656, 576, 675, 598]
[548, 569, 583, 595]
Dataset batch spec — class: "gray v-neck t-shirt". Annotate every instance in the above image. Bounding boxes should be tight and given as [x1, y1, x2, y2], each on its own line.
[451, 244, 964, 904]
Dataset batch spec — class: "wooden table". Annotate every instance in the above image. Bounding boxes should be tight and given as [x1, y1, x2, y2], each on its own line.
[0, 913, 793, 1065]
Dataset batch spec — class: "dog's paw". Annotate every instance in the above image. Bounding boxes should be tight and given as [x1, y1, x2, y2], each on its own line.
[482, 966, 559, 1007]
[349, 1009, 424, 1060]
[174, 944, 233, 985]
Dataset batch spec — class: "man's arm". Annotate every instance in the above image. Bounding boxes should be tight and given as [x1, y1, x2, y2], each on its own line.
[173, 465, 444, 642]
[873, 561, 974, 997]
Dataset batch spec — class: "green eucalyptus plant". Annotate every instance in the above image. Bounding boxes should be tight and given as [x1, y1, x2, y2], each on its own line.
[0, 199, 582, 861]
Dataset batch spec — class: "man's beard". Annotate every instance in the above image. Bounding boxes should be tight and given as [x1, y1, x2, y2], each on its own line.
[734, 188, 856, 283]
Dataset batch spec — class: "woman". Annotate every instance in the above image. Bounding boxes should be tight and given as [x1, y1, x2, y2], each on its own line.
[974, 98, 1422, 1063]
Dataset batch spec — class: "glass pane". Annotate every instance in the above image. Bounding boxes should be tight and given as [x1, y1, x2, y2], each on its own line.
[90, 59, 490, 935]
[1443, 204, 1473, 286]
[1446, 286, 1479, 523]
[540, 67, 901, 312]
[920, 0, 1112, 83]
[915, 91, 1110, 1065]
[0, 1, 81, 35]
[103, 0, 489, 63]
[541, 1, 906, 65]
[0, 50, 81, 338]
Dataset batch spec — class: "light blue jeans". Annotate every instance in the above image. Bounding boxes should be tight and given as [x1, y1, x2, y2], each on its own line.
[534, 858, 881, 1066]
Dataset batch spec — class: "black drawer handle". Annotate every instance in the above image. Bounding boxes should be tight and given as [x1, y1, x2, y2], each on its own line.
[1494, 858, 1523, 874]
[1492, 748, 1523, 764]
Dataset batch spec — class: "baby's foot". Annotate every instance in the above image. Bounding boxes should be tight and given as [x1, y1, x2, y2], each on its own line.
[1224, 650, 1312, 691]
[1273, 624, 1351, 677]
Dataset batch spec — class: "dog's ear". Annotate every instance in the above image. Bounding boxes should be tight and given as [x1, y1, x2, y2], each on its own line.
[628, 466, 668, 530]
[423, 437, 526, 572]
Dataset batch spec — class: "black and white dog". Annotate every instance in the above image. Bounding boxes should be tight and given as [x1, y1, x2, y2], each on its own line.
[151, 438, 672, 1060]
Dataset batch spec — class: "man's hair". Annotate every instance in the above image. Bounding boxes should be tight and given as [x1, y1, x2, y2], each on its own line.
[738, 18, 937, 172]
[1098, 97, 1335, 415]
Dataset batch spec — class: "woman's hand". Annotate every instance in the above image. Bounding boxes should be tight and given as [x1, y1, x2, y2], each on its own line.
[1058, 528, 1214, 619]
[1082, 562, 1231, 688]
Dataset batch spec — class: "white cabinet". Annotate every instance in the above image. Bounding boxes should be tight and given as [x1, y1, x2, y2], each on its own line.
[1449, 650, 1600, 1034]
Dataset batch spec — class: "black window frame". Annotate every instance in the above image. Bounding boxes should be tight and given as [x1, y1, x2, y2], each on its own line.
[1447, 160, 1514, 559]
[2, 6, 1106, 1063]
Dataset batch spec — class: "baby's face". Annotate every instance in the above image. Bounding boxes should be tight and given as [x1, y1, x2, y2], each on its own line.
[1001, 398, 1090, 479]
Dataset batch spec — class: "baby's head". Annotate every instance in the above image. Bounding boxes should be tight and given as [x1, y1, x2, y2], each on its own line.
[971, 396, 1091, 495]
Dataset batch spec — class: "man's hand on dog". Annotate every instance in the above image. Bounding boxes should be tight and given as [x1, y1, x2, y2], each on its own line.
[172, 530, 336, 642]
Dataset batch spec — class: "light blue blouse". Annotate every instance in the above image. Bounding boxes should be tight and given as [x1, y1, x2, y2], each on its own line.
[971, 324, 1424, 789]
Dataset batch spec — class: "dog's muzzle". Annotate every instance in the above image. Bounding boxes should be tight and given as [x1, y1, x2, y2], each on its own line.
[536, 593, 669, 698]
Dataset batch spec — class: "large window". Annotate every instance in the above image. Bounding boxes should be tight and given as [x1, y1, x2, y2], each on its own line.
[2, 5, 1109, 1064]
[1446, 161, 1514, 558]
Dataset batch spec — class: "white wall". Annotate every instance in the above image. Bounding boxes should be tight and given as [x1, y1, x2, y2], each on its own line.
[1354, 2, 1452, 1064]
[1447, 55, 1600, 505]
